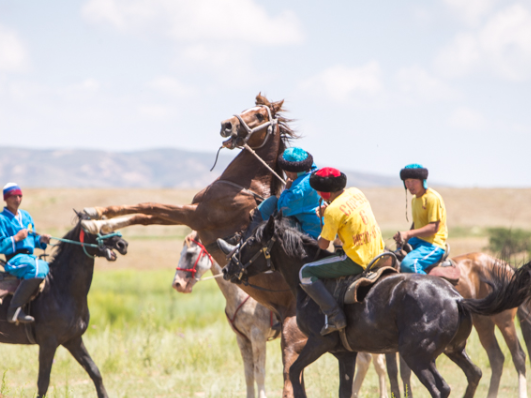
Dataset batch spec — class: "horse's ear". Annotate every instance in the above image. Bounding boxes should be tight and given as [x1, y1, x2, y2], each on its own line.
[275, 209, 283, 221]
[217, 238, 237, 255]
[270, 100, 284, 116]
[264, 214, 276, 240]
[255, 92, 270, 106]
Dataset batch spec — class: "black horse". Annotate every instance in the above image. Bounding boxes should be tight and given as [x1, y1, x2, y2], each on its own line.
[220, 214, 531, 398]
[0, 213, 128, 398]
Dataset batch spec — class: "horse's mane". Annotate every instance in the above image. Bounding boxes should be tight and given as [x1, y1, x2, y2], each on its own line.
[254, 217, 323, 261]
[47, 219, 83, 269]
[255, 93, 300, 196]
[255, 93, 299, 145]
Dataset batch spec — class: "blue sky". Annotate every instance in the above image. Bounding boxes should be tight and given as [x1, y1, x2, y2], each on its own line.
[0, 0, 530, 187]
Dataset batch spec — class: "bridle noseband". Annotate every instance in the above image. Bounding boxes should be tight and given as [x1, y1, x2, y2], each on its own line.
[228, 234, 277, 282]
[176, 239, 214, 280]
[232, 105, 278, 150]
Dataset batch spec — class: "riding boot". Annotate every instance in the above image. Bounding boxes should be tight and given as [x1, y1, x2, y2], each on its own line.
[244, 209, 264, 239]
[7, 278, 44, 324]
[300, 280, 347, 336]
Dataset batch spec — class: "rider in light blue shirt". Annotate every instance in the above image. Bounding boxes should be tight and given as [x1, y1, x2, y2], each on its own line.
[257, 148, 322, 239]
[0, 183, 51, 324]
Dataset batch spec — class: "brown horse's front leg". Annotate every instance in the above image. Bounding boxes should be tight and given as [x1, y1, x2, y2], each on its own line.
[280, 316, 308, 398]
[82, 205, 202, 234]
[84, 203, 199, 225]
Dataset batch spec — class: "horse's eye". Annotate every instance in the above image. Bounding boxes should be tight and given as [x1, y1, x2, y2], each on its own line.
[256, 113, 264, 121]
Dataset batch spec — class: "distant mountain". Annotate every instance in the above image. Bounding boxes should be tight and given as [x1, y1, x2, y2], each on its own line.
[0, 147, 399, 188]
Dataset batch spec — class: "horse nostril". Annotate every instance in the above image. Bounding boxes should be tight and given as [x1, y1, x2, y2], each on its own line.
[173, 282, 181, 290]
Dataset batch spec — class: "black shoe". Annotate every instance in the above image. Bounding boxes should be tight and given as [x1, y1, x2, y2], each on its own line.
[300, 280, 347, 335]
[7, 278, 43, 324]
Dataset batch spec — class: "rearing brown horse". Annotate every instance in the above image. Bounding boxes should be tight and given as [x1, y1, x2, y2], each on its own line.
[81, 94, 308, 398]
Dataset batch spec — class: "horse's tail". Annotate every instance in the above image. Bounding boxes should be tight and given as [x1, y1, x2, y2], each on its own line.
[459, 261, 531, 316]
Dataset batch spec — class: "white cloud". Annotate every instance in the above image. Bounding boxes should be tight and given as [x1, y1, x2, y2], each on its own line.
[82, 0, 303, 46]
[138, 104, 173, 119]
[148, 76, 196, 97]
[301, 62, 383, 103]
[0, 25, 28, 72]
[435, 4, 531, 81]
[448, 107, 487, 130]
[395, 66, 457, 101]
[443, 0, 498, 25]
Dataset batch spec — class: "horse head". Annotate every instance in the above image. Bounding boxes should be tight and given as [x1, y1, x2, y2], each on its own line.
[220, 93, 285, 150]
[75, 210, 129, 261]
[173, 239, 213, 293]
[221, 213, 280, 284]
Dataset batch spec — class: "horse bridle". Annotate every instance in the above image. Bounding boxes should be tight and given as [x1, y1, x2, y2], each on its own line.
[232, 105, 278, 150]
[175, 239, 214, 280]
[228, 234, 277, 282]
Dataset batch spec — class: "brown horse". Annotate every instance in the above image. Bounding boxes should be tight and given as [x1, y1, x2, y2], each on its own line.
[81, 94, 308, 397]
[387, 252, 527, 398]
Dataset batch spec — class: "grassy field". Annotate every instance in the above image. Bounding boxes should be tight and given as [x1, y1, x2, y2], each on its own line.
[0, 187, 530, 397]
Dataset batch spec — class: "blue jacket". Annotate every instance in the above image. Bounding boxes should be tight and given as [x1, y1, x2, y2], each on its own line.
[0, 208, 47, 256]
[277, 166, 322, 239]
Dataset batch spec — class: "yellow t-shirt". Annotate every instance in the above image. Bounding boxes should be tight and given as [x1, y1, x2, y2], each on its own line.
[321, 188, 384, 268]
[411, 188, 447, 249]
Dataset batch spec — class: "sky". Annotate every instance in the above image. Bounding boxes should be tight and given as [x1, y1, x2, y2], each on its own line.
[0, 0, 530, 187]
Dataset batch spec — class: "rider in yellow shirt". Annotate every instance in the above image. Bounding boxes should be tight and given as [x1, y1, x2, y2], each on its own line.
[299, 167, 384, 335]
[393, 164, 447, 274]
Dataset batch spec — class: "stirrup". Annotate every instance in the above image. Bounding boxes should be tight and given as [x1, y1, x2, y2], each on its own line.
[321, 314, 346, 336]
[8, 307, 35, 324]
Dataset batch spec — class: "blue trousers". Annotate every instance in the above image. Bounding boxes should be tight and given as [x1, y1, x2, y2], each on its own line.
[5, 254, 49, 279]
[400, 237, 444, 275]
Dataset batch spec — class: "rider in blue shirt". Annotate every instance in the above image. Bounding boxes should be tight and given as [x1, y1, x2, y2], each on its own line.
[257, 148, 322, 239]
[0, 183, 51, 323]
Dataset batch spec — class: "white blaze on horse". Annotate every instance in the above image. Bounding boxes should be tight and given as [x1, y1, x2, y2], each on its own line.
[172, 236, 280, 398]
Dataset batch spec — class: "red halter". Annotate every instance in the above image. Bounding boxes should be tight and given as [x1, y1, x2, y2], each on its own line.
[175, 239, 214, 279]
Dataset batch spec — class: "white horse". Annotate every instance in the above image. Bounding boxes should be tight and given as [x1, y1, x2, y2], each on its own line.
[172, 235, 391, 398]
[172, 234, 280, 398]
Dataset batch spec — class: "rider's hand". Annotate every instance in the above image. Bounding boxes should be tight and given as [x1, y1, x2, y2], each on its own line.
[39, 234, 51, 244]
[393, 231, 408, 246]
[14, 229, 28, 242]
[285, 178, 293, 189]
[185, 230, 198, 246]
[315, 203, 328, 217]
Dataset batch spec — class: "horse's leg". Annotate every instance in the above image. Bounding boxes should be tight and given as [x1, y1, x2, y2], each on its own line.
[249, 328, 268, 398]
[351, 352, 371, 398]
[37, 341, 59, 398]
[402, 354, 449, 398]
[445, 348, 482, 398]
[493, 310, 527, 398]
[517, 302, 531, 362]
[399, 354, 413, 398]
[386, 353, 401, 398]
[372, 354, 389, 398]
[288, 336, 334, 398]
[82, 204, 203, 233]
[280, 316, 308, 398]
[234, 333, 256, 398]
[332, 351, 357, 398]
[62, 336, 108, 398]
[472, 315, 505, 398]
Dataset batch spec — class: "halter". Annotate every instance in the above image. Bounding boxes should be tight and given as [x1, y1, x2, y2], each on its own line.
[232, 105, 278, 150]
[227, 234, 277, 283]
[175, 239, 214, 280]
[48, 229, 123, 259]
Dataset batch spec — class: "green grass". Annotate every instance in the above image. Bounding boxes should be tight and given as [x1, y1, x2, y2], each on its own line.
[0, 269, 529, 397]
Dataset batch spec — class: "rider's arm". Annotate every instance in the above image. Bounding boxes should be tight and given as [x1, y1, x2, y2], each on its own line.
[317, 237, 330, 250]
[0, 223, 19, 255]
[277, 183, 305, 217]
[403, 222, 440, 240]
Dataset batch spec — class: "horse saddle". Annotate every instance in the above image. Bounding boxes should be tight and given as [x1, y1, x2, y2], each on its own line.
[0, 264, 45, 305]
[425, 244, 461, 285]
[326, 253, 399, 305]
